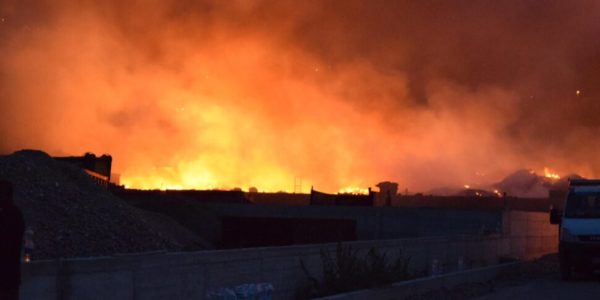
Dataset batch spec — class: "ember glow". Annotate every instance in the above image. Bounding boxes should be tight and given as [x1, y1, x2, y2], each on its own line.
[543, 167, 561, 180]
[493, 190, 502, 197]
[2, 1, 600, 193]
[338, 187, 370, 195]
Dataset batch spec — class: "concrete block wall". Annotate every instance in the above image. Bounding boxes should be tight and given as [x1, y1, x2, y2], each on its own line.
[503, 211, 558, 259]
[22, 236, 509, 300]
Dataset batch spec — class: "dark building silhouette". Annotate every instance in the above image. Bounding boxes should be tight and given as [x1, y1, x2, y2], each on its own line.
[309, 187, 375, 206]
[54, 153, 112, 187]
[221, 216, 356, 248]
[376, 181, 398, 206]
[246, 192, 310, 205]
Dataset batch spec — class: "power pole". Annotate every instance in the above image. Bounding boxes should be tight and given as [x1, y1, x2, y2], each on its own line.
[294, 178, 302, 194]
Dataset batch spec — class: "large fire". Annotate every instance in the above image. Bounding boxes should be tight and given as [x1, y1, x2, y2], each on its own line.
[2, 1, 600, 193]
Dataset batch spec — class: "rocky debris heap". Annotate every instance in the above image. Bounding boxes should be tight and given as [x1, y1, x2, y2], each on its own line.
[0, 150, 204, 259]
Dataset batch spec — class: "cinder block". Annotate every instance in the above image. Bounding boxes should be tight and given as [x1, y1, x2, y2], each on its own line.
[177, 265, 207, 300]
[21, 275, 56, 300]
[510, 220, 528, 237]
[67, 271, 133, 300]
[204, 259, 263, 290]
[510, 237, 527, 259]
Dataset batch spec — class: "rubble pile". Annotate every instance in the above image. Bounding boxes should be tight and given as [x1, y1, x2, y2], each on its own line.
[0, 150, 204, 259]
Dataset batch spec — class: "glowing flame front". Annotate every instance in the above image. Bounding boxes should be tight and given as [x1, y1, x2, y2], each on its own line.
[543, 167, 560, 180]
[338, 187, 370, 195]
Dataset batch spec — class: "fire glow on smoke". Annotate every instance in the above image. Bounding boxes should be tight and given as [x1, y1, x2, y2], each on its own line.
[1, 1, 600, 193]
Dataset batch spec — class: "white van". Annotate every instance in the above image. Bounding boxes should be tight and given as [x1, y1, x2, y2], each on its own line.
[550, 179, 600, 280]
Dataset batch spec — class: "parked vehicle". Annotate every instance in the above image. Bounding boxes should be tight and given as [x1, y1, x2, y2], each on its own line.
[550, 179, 600, 280]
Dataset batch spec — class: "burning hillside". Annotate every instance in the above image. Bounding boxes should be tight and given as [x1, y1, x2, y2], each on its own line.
[492, 168, 585, 198]
[427, 168, 582, 198]
[492, 169, 554, 198]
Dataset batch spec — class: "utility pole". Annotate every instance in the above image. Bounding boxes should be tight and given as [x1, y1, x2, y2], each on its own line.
[294, 178, 302, 194]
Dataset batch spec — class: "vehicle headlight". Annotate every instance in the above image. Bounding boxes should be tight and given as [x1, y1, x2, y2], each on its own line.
[561, 227, 578, 242]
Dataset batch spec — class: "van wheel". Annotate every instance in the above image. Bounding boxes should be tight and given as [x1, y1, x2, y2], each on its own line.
[560, 261, 572, 280]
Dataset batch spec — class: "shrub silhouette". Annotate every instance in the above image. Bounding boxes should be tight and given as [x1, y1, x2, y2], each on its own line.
[298, 243, 418, 298]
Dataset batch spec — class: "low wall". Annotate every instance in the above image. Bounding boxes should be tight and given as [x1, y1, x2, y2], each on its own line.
[22, 236, 502, 300]
[503, 211, 558, 259]
[21, 211, 558, 300]
[395, 196, 561, 212]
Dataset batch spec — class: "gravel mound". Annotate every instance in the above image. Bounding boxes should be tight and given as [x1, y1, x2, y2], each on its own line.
[0, 150, 205, 260]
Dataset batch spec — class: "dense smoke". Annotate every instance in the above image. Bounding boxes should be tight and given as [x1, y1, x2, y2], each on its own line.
[1, 0, 600, 192]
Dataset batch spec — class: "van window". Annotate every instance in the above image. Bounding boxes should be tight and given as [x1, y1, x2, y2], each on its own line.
[565, 192, 600, 218]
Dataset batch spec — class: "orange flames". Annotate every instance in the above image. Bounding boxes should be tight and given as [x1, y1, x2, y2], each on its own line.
[543, 167, 561, 180]
[1, 1, 598, 194]
[338, 187, 370, 195]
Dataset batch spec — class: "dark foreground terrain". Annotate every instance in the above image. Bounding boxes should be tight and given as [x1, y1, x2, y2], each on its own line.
[409, 254, 600, 300]
[0, 150, 206, 259]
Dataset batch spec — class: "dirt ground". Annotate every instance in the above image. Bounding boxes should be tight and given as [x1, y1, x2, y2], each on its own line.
[407, 254, 600, 300]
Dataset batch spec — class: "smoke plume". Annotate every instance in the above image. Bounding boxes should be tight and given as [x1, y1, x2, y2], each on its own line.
[1, 0, 600, 192]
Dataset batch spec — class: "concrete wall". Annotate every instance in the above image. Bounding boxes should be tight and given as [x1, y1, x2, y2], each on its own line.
[21, 211, 557, 300]
[22, 236, 503, 300]
[200, 203, 504, 241]
[395, 195, 560, 212]
[503, 211, 558, 259]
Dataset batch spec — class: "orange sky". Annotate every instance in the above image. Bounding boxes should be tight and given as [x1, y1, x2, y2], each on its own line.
[1, 0, 599, 193]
